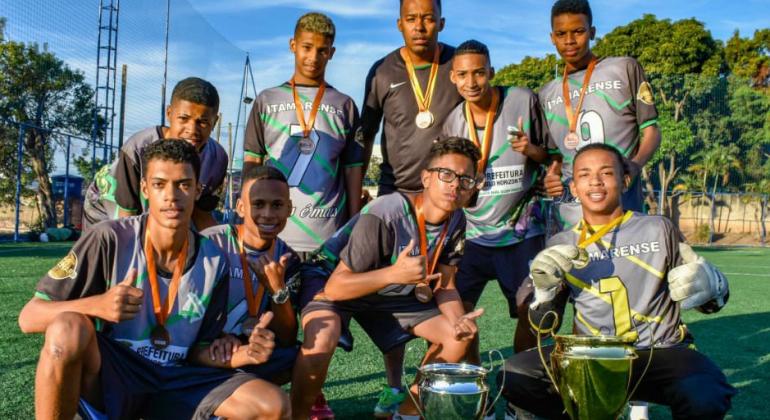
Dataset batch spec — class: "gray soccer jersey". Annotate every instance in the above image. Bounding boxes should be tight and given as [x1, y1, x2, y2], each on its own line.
[34, 214, 229, 366]
[83, 126, 228, 228]
[243, 83, 362, 252]
[361, 44, 463, 192]
[534, 212, 686, 349]
[201, 224, 301, 336]
[538, 57, 658, 178]
[340, 193, 465, 309]
[442, 86, 548, 247]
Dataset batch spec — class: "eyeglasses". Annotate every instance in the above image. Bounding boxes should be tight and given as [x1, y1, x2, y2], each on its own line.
[427, 167, 480, 190]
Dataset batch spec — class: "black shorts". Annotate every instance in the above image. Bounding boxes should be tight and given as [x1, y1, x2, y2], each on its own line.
[456, 236, 543, 318]
[303, 298, 438, 353]
[237, 345, 298, 382]
[84, 333, 257, 420]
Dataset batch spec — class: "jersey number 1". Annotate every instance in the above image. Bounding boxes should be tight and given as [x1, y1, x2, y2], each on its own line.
[598, 276, 632, 338]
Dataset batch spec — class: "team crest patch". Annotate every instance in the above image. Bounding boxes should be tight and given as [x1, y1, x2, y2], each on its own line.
[48, 251, 78, 280]
[636, 81, 654, 105]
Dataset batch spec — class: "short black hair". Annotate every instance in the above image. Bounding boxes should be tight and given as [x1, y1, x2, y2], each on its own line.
[427, 137, 481, 173]
[240, 165, 288, 192]
[171, 77, 220, 111]
[573, 143, 628, 174]
[454, 39, 490, 61]
[400, 0, 442, 15]
[551, 0, 593, 27]
[142, 139, 201, 181]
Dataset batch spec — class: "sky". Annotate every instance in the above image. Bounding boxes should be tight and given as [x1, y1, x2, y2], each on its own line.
[2, 0, 769, 174]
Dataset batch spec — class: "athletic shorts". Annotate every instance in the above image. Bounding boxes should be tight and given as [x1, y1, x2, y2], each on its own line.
[82, 333, 257, 420]
[238, 345, 299, 382]
[303, 297, 439, 353]
[298, 263, 356, 352]
[456, 236, 544, 318]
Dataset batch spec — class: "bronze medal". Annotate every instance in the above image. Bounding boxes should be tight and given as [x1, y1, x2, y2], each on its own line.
[564, 132, 581, 150]
[291, 78, 325, 153]
[410, 194, 450, 304]
[241, 316, 259, 336]
[414, 284, 434, 303]
[150, 325, 171, 349]
[415, 110, 435, 129]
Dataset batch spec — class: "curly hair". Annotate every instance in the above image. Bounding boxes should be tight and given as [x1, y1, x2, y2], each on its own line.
[170, 77, 219, 111]
[294, 12, 336, 42]
[551, 0, 593, 26]
[141, 139, 201, 181]
[427, 137, 481, 172]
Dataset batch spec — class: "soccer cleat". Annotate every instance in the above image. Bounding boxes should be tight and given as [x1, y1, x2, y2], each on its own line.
[373, 385, 405, 418]
[309, 393, 335, 420]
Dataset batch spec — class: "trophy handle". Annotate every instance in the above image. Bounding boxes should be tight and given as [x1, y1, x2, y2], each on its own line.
[536, 311, 561, 394]
[402, 345, 428, 419]
[486, 349, 506, 413]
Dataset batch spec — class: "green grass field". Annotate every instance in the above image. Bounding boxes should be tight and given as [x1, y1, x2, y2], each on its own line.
[1, 243, 768, 419]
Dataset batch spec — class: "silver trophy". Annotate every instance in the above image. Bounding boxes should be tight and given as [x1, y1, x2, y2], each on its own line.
[409, 351, 504, 420]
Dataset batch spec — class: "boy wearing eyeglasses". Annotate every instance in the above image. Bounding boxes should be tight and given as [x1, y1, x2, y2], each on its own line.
[301, 137, 484, 418]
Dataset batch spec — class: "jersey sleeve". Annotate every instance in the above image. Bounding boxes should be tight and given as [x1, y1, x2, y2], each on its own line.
[195, 146, 227, 212]
[538, 90, 561, 155]
[360, 59, 385, 142]
[35, 227, 115, 302]
[340, 213, 393, 272]
[627, 58, 659, 129]
[244, 95, 267, 160]
[342, 100, 365, 168]
[114, 150, 143, 212]
[528, 92, 551, 149]
[193, 270, 229, 345]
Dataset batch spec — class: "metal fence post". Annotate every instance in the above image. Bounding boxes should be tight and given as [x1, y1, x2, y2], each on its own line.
[64, 135, 72, 226]
[13, 124, 25, 242]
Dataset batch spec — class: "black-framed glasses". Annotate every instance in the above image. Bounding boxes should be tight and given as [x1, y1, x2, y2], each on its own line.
[427, 167, 480, 190]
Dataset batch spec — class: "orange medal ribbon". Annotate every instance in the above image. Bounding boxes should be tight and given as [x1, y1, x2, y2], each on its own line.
[464, 87, 500, 174]
[414, 194, 450, 277]
[290, 78, 326, 139]
[237, 225, 270, 317]
[144, 226, 188, 343]
[562, 57, 597, 135]
[402, 47, 440, 113]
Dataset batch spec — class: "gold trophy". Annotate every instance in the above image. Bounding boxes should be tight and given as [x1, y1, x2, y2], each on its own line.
[538, 313, 638, 420]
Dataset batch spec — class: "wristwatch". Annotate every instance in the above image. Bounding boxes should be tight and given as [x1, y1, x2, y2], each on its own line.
[271, 286, 290, 305]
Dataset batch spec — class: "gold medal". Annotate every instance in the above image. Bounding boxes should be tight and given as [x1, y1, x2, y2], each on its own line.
[415, 110, 435, 129]
[564, 132, 581, 150]
[241, 316, 259, 336]
[150, 325, 171, 349]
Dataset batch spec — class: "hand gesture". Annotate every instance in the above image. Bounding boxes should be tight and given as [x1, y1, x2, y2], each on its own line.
[99, 269, 143, 323]
[530, 245, 581, 290]
[544, 160, 564, 198]
[509, 117, 531, 155]
[391, 240, 440, 285]
[252, 252, 291, 294]
[244, 312, 276, 365]
[454, 308, 485, 341]
[209, 334, 241, 363]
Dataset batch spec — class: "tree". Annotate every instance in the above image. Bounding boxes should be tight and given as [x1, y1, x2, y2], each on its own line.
[0, 34, 96, 228]
[725, 29, 770, 88]
[492, 54, 559, 91]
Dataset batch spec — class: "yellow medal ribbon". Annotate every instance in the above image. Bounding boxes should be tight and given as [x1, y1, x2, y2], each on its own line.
[402, 46, 440, 113]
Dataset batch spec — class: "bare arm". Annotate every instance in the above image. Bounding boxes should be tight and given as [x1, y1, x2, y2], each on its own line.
[432, 264, 465, 325]
[189, 312, 275, 368]
[324, 261, 398, 301]
[267, 299, 296, 347]
[344, 166, 364, 218]
[629, 124, 661, 179]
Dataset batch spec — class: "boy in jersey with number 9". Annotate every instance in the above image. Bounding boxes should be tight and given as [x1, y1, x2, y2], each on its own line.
[19, 140, 289, 420]
[498, 144, 735, 419]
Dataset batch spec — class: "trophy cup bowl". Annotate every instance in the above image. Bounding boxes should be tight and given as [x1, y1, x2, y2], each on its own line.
[546, 334, 637, 420]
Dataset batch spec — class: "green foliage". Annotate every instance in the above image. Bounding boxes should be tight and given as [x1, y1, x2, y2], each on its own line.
[492, 54, 559, 91]
[365, 155, 382, 186]
[725, 29, 770, 85]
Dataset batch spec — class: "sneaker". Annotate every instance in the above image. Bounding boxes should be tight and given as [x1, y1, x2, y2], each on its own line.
[309, 393, 335, 420]
[373, 385, 406, 418]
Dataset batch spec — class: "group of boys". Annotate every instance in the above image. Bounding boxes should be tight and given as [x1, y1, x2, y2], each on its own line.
[21, 0, 736, 419]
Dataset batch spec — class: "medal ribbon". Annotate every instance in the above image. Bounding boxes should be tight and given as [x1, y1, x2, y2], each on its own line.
[577, 211, 628, 250]
[464, 88, 499, 174]
[562, 57, 597, 134]
[144, 226, 188, 329]
[290, 78, 326, 138]
[237, 225, 271, 317]
[414, 194, 450, 276]
[402, 46, 440, 113]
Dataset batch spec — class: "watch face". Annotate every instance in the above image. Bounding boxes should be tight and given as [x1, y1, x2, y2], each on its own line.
[272, 288, 290, 304]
